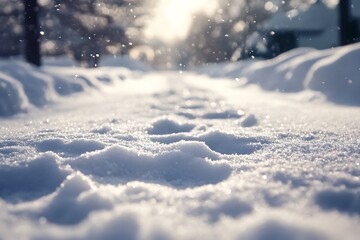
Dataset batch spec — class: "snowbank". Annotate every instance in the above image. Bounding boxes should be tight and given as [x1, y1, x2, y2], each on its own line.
[0, 61, 86, 116]
[198, 43, 360, 105]
[0, 72, 30, 116]
[0, 66, 359, 239]
[0, 56, 152, 117]
[305, 45, 360, 104]
[1, 43, 359, 117]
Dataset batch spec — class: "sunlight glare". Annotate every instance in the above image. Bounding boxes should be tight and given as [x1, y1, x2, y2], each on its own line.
[145, 0, 219, 44]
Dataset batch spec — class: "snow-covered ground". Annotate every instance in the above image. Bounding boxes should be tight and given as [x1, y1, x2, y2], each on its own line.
[197, 43, 360, 105]
[0, 44, 359, 239]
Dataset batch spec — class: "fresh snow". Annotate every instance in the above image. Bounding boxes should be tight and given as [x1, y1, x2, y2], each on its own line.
[198, 43, 360, 104]
[0, 44, 360, 240]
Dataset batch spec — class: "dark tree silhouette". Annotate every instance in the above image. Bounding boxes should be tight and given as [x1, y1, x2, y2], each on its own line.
[49, 0, 130, 68]
[182, 0, 271, 65]
[339, 0, 358, 46]
[23, 0, 41, 66]
[339, 0, 351, 45]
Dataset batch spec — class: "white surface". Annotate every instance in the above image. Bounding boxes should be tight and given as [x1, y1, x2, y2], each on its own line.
[198, 43, 360, 105]
[0, 45, 359, 239]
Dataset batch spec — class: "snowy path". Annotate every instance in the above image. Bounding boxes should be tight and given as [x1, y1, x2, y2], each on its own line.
[0, 71, 360, 239]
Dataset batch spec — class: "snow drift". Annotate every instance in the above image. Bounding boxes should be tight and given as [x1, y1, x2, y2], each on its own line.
[198, 43, 360, 105]
[1, 43, 360, 117]
[0, 57, 151, 117]
[0, 59, 359, 239]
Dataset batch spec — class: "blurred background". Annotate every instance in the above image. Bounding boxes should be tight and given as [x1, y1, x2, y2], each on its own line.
[1, 0, 359, 69]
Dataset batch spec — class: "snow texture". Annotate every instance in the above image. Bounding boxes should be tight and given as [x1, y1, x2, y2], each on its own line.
[198, 43, 360, 105]
[0, 44, 360, 240]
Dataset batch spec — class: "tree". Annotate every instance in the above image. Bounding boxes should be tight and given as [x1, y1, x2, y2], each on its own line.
[41, 0, 129, 67]
[23, 0, 41, 66]
[182, 0, 272, 66]
[1, 0, 144, 67]
[40, 0, 148, 67]
[339, 0, 358, 46]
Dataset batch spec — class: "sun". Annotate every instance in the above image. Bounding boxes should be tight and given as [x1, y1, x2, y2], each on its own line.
[145, 0, 218, 44]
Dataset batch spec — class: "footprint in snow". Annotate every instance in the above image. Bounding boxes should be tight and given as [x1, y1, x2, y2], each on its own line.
[151, 130, 268, 155]
[69, 141, 231, 188]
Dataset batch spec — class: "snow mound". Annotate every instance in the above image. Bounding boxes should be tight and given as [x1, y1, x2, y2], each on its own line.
[241, 217, 328, 240]
[83, 211, 139, 240]
[0, 62, 84, 106]
[70, 142, 231, 188]
[91, 126, 113, 134]
[0, 154, 68, 202]
[192, 196, 253, 222]
[152, 130, 268, 155]
[0, 57, 150, 117]
[0, 72, 30, 116]
[240, 114, 258, 127]
[147, 118, 195, 135]
[36, 138, 106, 157]
[198, 43, 360, 105]
[200, 131, 267, 155]
[202, 109, 244, 119]
[305, 45, 360, 104]
[242, 48, 316, 91]
[314, 189, 360, 215]
[0, 61, 86, 116]
[38, 173, 113, 225]
[272, 171, 307, 188]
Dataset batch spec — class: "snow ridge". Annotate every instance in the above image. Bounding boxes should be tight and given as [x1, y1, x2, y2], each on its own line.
[198, 43, 360, 105]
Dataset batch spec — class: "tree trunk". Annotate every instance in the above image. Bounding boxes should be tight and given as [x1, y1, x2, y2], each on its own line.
[23, 0, 41, 66]
[339, 0, 353, 46]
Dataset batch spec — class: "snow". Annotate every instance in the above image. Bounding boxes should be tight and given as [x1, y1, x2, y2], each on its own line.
[99, 55, 153, 71]
[71, 143, 231, 188]
[305, 44, 360, 104]
[240, 114, 258, 128]
[198, 43, 360, 104]
[0, 44, 360, 239]
[151, 130, 267, 155]
[0, 56, 152, 116]
[147, 118, 196, 135]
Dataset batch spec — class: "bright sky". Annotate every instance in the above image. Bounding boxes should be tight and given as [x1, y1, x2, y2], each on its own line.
[144, 0, 340, 44]
[144, 0, 219, 44]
